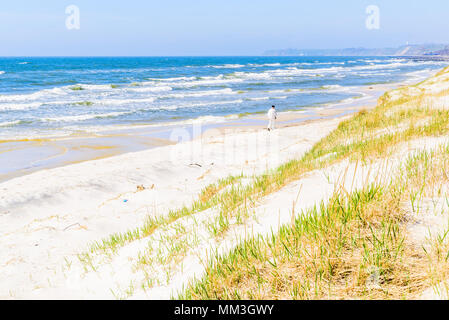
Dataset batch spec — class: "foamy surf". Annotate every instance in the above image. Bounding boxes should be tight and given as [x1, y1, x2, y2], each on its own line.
[0, 120, 25, 127]
[42, 111, 130, 122]
[0, 56, 446, 141]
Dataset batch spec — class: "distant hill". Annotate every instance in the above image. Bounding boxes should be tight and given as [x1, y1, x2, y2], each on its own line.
[425, 46, 449, 56]
[264, 44, 449, 57]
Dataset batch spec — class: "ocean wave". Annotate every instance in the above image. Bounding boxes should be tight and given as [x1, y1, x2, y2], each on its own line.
[0, 86, 238, 110]
[363, 58, 407, 64]
[0, 87, 68, 103]
[321, 84, 345, 90]
[152, 71, 283, 86]
[245, 96, 270, 101]
[210, 64, 245, 69]
[77, 84, 115, 91]
[165, 88, 237, 99]
[0, 58, 444, 138]
[0, 83, 163, 107]
[42, 111, 129, 122]
[0, 61, 400, 113]
[230, 71, 273, 80]
[248, 63, 282, 67]
[355, 71, 391, 77]
[155, 99, 244, 111]
[0, 120, 30, 127]
[169, 76, 244, 88]
[139, 61, 438, 88]
[352, 60, 443, 72]
[239, 60, 443, 80]
[188, 114, 239, 124]
[125, 85, 173, 93]
[96, 97, 156, 106]
[256, 66, 345, 78]
[145, 74, 243, 88]
[68, 97, 157, 107]
[0, 102, 44, 111]
[243, 96, 288, 102]
[263, 85, 347, 95]
[147, 76, 197, 82]
[0, 71, 5, 75]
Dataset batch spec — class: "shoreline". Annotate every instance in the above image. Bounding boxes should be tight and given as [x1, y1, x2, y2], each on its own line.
[0, 110, 349, 299]
[0, 65, 448, 299]
[0, 68, 436, 183]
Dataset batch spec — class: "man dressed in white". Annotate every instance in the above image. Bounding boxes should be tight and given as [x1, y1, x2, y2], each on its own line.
[267, 105, 277, 131]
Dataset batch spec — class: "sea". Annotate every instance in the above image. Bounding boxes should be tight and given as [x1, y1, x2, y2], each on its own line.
[0, 56, 447, 140]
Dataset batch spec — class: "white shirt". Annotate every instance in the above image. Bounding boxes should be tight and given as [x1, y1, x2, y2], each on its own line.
[267, 108, 277, 120]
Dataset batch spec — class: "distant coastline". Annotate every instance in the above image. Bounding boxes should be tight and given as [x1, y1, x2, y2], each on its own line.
[0, 56, 445, 182]
[264, 43, 449, 57]
[3, 65, 449, 299]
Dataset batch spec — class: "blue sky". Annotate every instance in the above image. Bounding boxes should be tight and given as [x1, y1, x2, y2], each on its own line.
[0, 0, 448, 56]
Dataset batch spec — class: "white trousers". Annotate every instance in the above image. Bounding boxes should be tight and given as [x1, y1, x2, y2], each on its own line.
[267, 119, 275, 130]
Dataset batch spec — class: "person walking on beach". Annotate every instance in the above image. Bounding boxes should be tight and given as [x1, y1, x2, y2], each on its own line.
[267, 105, 277, 131]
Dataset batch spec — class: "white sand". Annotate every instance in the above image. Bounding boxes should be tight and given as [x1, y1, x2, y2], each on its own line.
[0, 116, 346, 299]
[3, 128, 447, 299]
[2, 67, 449, 299]
[51, 135, 449, 300]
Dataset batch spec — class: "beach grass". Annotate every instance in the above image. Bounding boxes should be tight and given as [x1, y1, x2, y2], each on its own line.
[180, 143, 449, 299]
[79, 67, 449, 299]
[85, 67, 449, 257]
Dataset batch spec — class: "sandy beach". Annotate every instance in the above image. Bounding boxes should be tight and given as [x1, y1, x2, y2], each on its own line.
[5, 0, 449, 309]
[2, 66, 449, 299]
[0, 113, 348, 298]
[0, 78, 417, 184]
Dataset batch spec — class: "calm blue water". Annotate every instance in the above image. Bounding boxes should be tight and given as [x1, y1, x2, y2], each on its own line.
[0, 56, 446, 139]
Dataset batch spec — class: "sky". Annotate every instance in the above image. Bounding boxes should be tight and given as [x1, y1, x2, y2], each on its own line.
[0, 0, 448, 56]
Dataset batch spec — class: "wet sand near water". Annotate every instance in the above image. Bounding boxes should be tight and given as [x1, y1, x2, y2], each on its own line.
[0, 79, 419, 183]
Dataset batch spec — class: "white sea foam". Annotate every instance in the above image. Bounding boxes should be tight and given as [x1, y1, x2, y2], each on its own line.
[264, 85, 348, 96]
[322, 84, 345, 90]
[78, 84, 116, 91]
[42, 111, 129, 122]
[189, 114, 239, 124]
[172, 76, 244, 88]
[0, 120, 23, 127]
[211, 64, 245, 69]
[165, 88, 236, 98]
[155, 99, 243, 111]
[0, 102, 44, 111]
[146, 74, 244, 88]
[96, 97, 156, 106]
[0, 57, 444, 142]
[0, 87, 68, 103]
[125, 85, 173, 93]
[231, 71, 273, 80]
[147, 76, 197, 82]
[139, 60, 441, 89]
[246, 96, 270, 101]
[353, 60, 443, 72]
[248, 63, 282, 67]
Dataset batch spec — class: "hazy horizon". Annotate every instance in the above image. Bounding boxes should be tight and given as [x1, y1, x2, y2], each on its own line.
[1, 0, 449, 56]
[0, 42, 447, 58]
